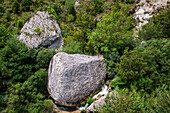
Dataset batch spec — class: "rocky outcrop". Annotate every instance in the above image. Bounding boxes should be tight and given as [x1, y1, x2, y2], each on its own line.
[19, 11, 63, 50]
[134, 0, 169, 32]
[48, 52, 106, 106]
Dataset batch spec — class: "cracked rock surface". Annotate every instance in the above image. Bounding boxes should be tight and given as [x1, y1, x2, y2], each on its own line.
[48, 52, 106, 106]
[19, 11, 63, 50]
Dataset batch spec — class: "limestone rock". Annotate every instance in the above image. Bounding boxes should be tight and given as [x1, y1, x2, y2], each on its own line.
[87, 90, 118, 112]
[19, 11, 63, 50]
[134, 0, 169, 32]
[87, 95, 107, 111]
[48, 52, 106, 106]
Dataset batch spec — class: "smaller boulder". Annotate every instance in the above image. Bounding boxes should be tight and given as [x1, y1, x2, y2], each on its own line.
[19, 11, 63, 50]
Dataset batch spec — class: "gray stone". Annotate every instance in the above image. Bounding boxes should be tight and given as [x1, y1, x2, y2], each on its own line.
[48, 52, 106, 106]
[134, 0, 169, 33]
[144, 7, 153, 14]
[87, 90, 118, 112]
[19, 11, 63, 51]
[87, 95, 106, 111]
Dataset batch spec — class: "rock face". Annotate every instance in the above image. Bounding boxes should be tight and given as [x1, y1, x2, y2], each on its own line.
[134, 0, 169, 32]
[19, 11, 63, 50]
[48, 52, 106, 106]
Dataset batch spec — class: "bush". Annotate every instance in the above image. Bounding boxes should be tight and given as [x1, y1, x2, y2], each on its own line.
[117, 39, 170, 93]
[0, 37, 55, 112]
[0, 24, 10, 48]
[92, 0, 104, 15]
[86, 97, 93, 105]
[110, 76, 126, 88]
[86, 4, 136, 78]
[138, 10, 170, 40]
[97, 87, 145, 112]
[146, 85, 170, 113]
[62, 37, 83, 54]
[138, 22, 163, 40]
[97, 85, 169, 113]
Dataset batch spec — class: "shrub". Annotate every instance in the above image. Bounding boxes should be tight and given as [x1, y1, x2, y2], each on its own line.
[146, 85, 170, 113]
[62, 37, 83, 54]
[110, 76, 126, 88]
[92, 0, 104, 15]
[117, 39, 170, 93]
[97, 87, 145, 112]
[47, 7, 58, 21]
[138, 9, 170, 40]
[86, 3, 136, 78]
[138, 22, 163, 40]
[86, 97, 93, 105]
[0, 24, 10, 48]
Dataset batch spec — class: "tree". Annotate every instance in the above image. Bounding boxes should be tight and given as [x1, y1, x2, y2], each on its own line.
[86, 4, 136, 78]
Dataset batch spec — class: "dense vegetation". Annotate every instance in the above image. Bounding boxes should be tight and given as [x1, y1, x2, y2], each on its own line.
[0, 0, 169, 112]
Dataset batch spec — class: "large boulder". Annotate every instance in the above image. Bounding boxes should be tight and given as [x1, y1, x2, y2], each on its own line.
[48, 52, 106, 106]
[19, 11, 63, 50]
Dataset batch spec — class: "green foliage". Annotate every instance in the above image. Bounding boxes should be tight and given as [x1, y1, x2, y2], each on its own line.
[3, 69, 52, 113]
[116, 50, 149, 81]
[120, 0, 137, 4]
[87, 4, 136, 78]
[0, 0, 169, 112]
[117, 39, 170, 93]
[12, 0, 20, 14]
[97, 87, 145, 112]
[104, 51, 120, 79]
[110, 76, 126, 88]
[138, 22, 163, 40]
[21, 0, 33, 11]
[86, 97, 93, 105]
[138, 10, 170, 40]
[98, 85, 170, 113]
[17, 19, 24, 30]
[47, 6, 58, 21]
[53, 2, 62, 15]
[81, 101, 86, 107]
[62, 37, 83, 54]
[92, 0, 104, 15]
[146, 85, 170, 113]
[36, 48, 56, 69]
[0, 24, 10, 48]
[0, 37, 56, 112]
